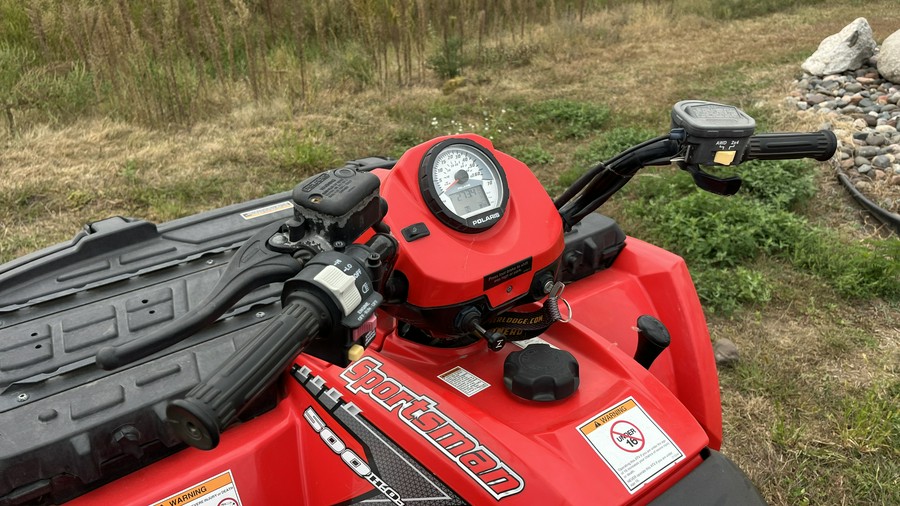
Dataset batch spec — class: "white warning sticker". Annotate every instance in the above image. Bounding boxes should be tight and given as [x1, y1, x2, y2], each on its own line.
[438, 366, 490, 397]
[150, 470, 243, 506]
[577, 397, 684, 493]
[511, 336, 558, 349]
[240, 201, 293, 220]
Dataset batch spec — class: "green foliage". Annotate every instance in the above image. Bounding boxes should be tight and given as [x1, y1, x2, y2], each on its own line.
[523, 99, 610, 140]
[331, 42, 375, 90]
[699, 0, 828, 20]
[644, 192, 801, 268]
[837, 381, 900, 455]
[271, 131, 339, 174]
[738, 159, 816, 210]
[790, 230, 900, 300]
[622, 157, 900, 312]
[508, 144, 554, 167]
[693, 266, 772, 313]
[574, 126, 658, 165]
[428, 36, 466, 79]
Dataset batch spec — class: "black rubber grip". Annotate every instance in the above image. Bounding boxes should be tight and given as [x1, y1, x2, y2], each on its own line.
[744, 131, 837, 162]
[166, 293, 327, 450]
[96, 222, 302, 370]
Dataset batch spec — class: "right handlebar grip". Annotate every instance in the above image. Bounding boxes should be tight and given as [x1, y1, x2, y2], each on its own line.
[166, 293, 327, 450]
[744, 130, 837, 162]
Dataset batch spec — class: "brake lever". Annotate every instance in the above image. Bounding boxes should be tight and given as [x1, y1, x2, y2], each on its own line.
[95, 221, 306, 370]
[678, 162, 743, 196]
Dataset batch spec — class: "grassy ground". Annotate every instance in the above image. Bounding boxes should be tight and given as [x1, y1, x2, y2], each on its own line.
[1, 1, 899, 504]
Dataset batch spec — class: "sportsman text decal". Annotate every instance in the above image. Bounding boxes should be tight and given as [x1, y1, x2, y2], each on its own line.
[341, 357, 525, 500]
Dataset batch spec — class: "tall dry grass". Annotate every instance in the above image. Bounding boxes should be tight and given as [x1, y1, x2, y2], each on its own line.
[1, 0, 597, 129]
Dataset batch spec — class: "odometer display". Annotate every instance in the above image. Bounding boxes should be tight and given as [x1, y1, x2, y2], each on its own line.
[449, 185, 490, 215]
[419, 139, 509, 233]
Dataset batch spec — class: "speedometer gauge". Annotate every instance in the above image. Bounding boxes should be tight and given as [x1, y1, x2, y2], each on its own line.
[419, 139, 509, 233]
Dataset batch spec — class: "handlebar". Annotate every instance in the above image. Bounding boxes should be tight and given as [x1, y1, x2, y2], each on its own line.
[167, 291, 330, 450]
[744, 131, 837, 162]
[96, 222, 304, 370]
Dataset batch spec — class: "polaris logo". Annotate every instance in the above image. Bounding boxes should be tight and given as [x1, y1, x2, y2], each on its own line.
[471, 212, 501, 226]
[341, 357, 525, 500]
[303, 407, 405, 505]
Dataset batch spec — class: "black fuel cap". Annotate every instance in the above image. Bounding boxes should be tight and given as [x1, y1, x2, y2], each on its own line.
[504, 344, 579, 401]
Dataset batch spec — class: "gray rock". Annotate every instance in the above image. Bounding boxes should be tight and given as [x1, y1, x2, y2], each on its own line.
[866, 132, 886, 146]
[797, 101, 809, 111]
[855, 156, 871, 166]
[877, 29, 900, 83]
[857, 164, 873, 174]
[802, 19, 877, 75]
[859, 98, 875, 108]
[857, 146, 880, 158]
[875, 124, 898, 134]
[808, 93, 828, 104]
[713, 338, 740, 367]
[873, 155, 892, 168]
[845, 82, 864, 93]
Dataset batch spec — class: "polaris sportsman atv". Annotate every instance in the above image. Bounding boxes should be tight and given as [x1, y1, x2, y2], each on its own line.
[0, 101, 836, 505]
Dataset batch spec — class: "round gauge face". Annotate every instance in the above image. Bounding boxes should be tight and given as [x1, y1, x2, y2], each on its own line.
[419, 139, 509, 233]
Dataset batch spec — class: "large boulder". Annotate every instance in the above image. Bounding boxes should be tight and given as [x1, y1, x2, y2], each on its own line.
[801, 18, 876, 76]
[878, 29, 900, 83]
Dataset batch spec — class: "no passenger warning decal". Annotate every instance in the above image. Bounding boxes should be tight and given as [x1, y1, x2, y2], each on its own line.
[577, 397, 684, 493]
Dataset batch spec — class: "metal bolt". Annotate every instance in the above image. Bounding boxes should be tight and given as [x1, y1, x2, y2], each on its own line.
[255, 312, 266, 318]
[543, 279, 554, 294]
[506, 285, 513, 293]
[17, 393, 28, 402]
[206, 259, 215, 265]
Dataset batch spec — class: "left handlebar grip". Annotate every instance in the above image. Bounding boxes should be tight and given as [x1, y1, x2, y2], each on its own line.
[744, 130, 837, 162]
[166, 294, 327, 450]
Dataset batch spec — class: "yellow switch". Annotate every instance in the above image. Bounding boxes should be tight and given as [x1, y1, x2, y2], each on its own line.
[347, 344, 366, 362]
[714, 150, 736, 165]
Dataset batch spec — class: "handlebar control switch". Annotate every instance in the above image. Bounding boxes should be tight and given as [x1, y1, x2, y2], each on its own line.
[671, 100, 756, 167]
[285, 248, 384, 366]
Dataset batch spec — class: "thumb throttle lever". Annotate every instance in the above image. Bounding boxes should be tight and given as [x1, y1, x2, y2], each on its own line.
[167, 292, 330, 450]
[96, 222, 304, 370]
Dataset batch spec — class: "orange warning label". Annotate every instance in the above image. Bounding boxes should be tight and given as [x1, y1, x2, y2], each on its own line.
[579, 399, 637, 436]
[577, 397, 683, 494]
[150, 470, 242, 506]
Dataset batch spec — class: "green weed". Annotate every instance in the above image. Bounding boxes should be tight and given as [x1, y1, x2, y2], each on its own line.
[522, 99, 610, 140]
[508, 144, 555, 167]
[272, 131, 339, 174]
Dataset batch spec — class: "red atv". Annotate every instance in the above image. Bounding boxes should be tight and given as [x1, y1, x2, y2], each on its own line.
[0, 101, 834, 505]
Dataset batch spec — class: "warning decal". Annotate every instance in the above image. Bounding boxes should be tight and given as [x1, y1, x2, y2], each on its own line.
[150, 470, 243, 506]
[239, 201, 293, 220]
[577, 397, 684, 493]
[437, 366, 490, 397]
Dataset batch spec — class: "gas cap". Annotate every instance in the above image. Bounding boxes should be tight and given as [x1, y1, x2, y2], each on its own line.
[503, 344, 579, 401]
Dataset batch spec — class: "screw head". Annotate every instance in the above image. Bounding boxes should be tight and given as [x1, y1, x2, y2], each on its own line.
[255, 311, 266, 318]
[17, 393, 28, 402]
[206, 259, 215, 265]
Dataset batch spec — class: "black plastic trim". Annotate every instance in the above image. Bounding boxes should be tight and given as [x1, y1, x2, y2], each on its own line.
[649, 449, 767, 505]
